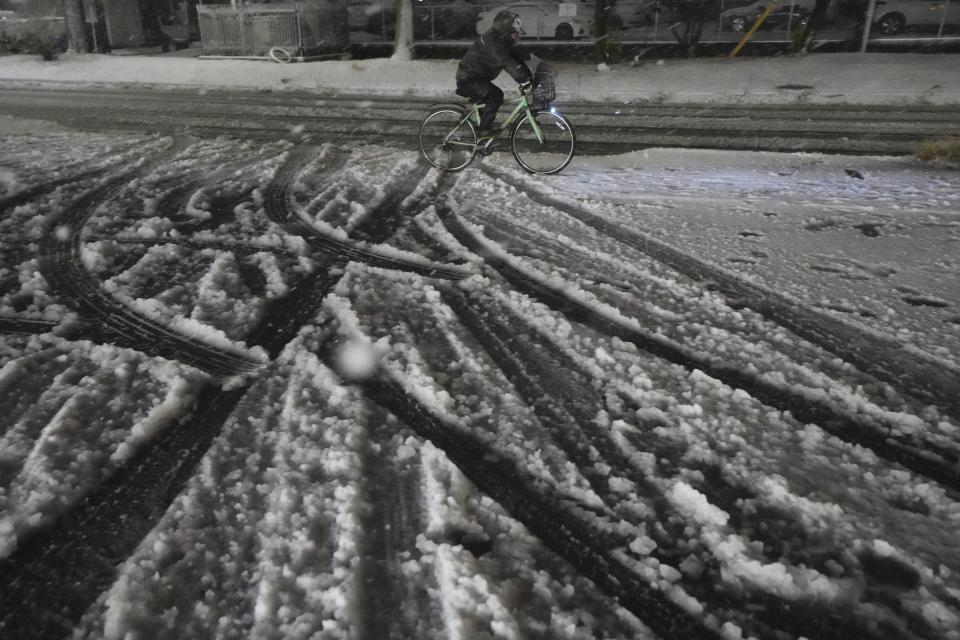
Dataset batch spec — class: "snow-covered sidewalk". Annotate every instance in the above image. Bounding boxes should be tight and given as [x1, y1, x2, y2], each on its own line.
[1, 51, 960, 105]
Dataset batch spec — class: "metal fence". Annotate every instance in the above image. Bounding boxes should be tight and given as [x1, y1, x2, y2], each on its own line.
[197, 1, 348, 57]
[351, 0, 960, 45]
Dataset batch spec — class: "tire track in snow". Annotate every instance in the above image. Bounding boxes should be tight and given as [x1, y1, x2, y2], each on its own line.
[0, 317, 58, 335]
[482, 164, 960, 421]
[307, 335, 444, 639]
[147, 141, 276, 232]
[4, 86, 959, 155]
[354, 429, 440, 639]
[441, 286, 629, 516]
[262, 147, 471, 281]
[0, 139, 148, 215]
[0, 252, 348, 639]
[89, 236, 301, 259]
[0, 261, 385, 638]
[0, 167, 109, 214]
[439, 285, 925, 640]
[357, 374, 726, 640]
[0, 150, 363, 635]
[0, 381, 246, 639]
[0, 354, 99, 443]
[36, 149, 265, 378]
[438, 203, 960, 494]
[5, 84, 957, 125]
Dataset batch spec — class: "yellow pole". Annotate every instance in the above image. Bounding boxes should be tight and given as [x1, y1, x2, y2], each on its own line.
[729, 2, 777, 58]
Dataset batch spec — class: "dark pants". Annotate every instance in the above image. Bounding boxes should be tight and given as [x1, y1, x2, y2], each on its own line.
[456, 79, 503, 131]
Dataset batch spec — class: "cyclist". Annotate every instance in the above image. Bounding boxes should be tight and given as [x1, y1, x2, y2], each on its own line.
[455, 10, 532, 142]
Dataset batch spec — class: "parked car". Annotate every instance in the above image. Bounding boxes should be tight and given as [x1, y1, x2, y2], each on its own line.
[476, 4, 588, 39]
[577, 0, 658, 30]
[719, 0, 814, 32]
[364, 0, 479, 39]
[872, 0, 960, 34]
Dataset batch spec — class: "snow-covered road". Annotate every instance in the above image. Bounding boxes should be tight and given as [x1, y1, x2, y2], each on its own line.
[1, 131, 959, 640]
[4, 84, 960, 155]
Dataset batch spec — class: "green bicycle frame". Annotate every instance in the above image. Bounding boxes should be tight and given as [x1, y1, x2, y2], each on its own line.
[465, 88, 545, 144]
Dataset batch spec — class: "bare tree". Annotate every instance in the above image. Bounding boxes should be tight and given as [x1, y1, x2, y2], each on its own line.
[62, 0, 89, 53]
[593, 0, 615, 64]
[392, 0, 415, 60]
[664, 0, 709, 57]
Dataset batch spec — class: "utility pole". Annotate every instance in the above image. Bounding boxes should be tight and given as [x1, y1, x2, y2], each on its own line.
[860, 0, 877, 52]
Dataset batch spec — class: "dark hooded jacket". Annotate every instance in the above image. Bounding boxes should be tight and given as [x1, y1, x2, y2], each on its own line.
[456, 11, 531, 84]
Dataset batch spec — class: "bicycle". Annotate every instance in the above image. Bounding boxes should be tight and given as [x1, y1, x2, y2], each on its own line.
[418, 80, 576, 175]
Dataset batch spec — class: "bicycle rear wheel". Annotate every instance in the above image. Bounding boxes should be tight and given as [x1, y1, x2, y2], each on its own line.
[419, 108, 477, 172]
[511, 111, 576, 175]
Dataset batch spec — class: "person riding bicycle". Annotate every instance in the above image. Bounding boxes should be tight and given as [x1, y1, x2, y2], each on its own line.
[455, 10, 532, 141]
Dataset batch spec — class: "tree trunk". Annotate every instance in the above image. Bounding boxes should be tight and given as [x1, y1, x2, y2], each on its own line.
[391, 0, 415, 61]
[62, 0, 90, 53]
[799, 0, 832, 53]
[594, 0, 611, 64]
[668, 0, 706, 57]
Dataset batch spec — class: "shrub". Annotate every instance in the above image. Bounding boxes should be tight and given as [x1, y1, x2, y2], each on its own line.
[593, 29, 623, 64]
[790, 23, 808, 53]
[0, 16, 65, 57]
[916, 138, 960, 163]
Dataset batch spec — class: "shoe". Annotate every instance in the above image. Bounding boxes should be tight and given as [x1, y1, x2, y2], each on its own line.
[478, 138, 497, 156]
[477, 128, 496, 140]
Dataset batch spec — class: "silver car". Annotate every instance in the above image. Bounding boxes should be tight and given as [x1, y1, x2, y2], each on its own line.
[873, 0, 960, 34]
[719, 0, 815, 32]
[475, 4, 588, 39]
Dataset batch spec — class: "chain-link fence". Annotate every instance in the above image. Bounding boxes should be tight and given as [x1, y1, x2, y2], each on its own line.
[197, 1, 348, 57]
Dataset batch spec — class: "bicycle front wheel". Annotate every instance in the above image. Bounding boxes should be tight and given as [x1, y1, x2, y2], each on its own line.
[511, 110, 576, 175]
[419, 108, 477, 172]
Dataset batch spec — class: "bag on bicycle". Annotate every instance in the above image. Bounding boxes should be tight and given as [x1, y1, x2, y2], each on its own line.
[531, 61, 557, 109]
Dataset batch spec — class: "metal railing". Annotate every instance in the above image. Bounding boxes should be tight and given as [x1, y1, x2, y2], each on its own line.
[351, 0, 960, 45]
[197, 1, 347, 57]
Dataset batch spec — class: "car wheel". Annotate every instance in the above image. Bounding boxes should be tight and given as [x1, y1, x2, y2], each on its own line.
[555, 23, 574, 40]
[729, 15, 748, 32]
[877, 12, 905, 35]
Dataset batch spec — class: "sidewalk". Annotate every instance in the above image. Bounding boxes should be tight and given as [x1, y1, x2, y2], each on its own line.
[1, 51, 959, 105]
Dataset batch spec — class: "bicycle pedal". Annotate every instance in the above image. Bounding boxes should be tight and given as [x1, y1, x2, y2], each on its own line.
[478, 139, 496, 155]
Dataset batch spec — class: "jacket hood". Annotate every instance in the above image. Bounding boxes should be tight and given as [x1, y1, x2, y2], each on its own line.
[491, 10, 519, 36]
